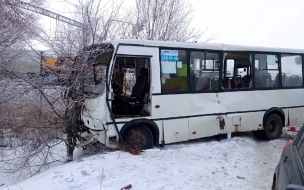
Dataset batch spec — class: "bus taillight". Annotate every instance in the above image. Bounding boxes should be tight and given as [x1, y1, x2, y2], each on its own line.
[289, 126, 296, 131]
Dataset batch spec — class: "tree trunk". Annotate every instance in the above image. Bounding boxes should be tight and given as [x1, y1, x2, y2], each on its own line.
[65, 102, 82, 162]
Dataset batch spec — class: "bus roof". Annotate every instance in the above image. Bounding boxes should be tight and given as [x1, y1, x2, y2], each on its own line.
[106, 39, 304, 54]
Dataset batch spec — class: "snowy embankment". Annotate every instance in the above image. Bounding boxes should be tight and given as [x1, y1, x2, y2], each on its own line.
[0, 139, 67, 188]
[1, 132, 291, 190]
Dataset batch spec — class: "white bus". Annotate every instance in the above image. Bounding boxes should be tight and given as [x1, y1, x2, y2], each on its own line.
[75, 39, 304, 150]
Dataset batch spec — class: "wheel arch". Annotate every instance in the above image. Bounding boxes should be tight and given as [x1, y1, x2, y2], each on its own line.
[263, 107, 285, 126]
[120, 119, 159, 145]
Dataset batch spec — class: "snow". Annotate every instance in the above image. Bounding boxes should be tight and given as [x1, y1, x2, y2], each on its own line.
[0, 132, 291, 190]
[0, 140, 67, 187]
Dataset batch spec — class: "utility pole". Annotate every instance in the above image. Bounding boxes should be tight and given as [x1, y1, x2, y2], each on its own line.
[40, 51, 43, 76]
[19, 1, 87, 47]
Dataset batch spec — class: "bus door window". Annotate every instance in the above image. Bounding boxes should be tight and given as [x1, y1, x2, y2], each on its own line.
[222, 53, 252, 89]
[190, 51, 220, 91]
[111, 57, 150, 116]
[254, 54, 279, 88]
[112, 63, 124, 96]
[281, 54, 303, 87]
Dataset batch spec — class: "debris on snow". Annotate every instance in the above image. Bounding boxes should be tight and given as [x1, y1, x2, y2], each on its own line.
[120, 184, 132, 190]
[237, 176, 246, 179]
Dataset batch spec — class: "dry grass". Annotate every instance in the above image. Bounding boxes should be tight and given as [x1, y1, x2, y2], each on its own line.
[0, 78, 64, 147]
[0, 78, 68, 182]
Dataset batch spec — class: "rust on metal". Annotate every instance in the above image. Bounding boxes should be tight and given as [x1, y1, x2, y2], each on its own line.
[217, 116, 225, 130]
[234, 124, 241, 132]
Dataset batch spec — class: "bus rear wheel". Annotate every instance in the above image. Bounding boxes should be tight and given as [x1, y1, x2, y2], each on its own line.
[124, 124, 153, 151]
[262, 114, 283, 140]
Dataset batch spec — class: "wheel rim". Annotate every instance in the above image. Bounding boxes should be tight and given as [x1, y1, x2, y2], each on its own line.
[269, 120, 278, 135]
[126, 129, 146, 150]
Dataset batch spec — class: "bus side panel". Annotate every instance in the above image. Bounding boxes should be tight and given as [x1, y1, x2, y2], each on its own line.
[163, 119, 189, 144]
[218, 90, 270, 132]
[289, 107, 304, 126]
[188, 116, 220, 140]
[218, 89, 304, 129]
[153, 120, 163, 144]
[189, 93, 221, 116]
[218, 91, 273, 114]
[188, 93, 223, 139]
[232, 112, 265, 132]
[152, 94, 190, 118]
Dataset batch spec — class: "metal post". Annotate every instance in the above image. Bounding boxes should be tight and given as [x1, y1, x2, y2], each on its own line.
[82, 26, 86, 48]
[40, 51, 44, 76]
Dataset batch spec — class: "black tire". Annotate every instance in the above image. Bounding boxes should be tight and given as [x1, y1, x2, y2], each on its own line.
[124, 124, 153, 150]
[262, 114, 283, 140]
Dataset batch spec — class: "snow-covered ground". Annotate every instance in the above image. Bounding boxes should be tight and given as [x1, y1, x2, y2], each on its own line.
[0, 139, 67, 187]
[0, 130, 295, 190]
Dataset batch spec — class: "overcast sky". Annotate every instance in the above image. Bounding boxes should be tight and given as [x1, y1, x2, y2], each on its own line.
[191, 0, 304, 49]
[39, 0, 304, 49]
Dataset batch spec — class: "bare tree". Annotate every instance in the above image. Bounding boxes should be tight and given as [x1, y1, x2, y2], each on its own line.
[30, 0, 126, 162]
[0, 0, 46, 138]
[76, 0, 124, 44]
[0, 0, 42, 51]
[126, 0, 216, 42]
[0, 0, 66, 185]
[0, 0, 218, 184]
[0, 0, 124, 185]
[34, 0, 218, 161]
[0, 0, 46, 128]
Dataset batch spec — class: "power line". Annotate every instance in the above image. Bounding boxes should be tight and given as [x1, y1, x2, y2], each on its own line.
[19, 1, 83, 28]
[18, 1, 87, 47]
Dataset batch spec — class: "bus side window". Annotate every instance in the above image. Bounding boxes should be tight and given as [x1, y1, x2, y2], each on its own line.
[190, 51, 220, 91]
[281, 54, 303, 87]
[255, 54, 279, 88]
[160, 49, 188, 92]
[223, 52, 252, 89]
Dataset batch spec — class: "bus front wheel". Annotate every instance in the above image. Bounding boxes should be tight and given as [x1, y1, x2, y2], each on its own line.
[263, 114, 283, 140]
[124, 124, 154, 151]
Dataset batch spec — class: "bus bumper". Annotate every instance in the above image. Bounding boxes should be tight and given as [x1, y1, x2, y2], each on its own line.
[77, 129, 106, 147]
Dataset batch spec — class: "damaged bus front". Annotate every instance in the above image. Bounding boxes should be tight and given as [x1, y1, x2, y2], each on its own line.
[77, 42, 116, 148]
[76, 40, 155, 150]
